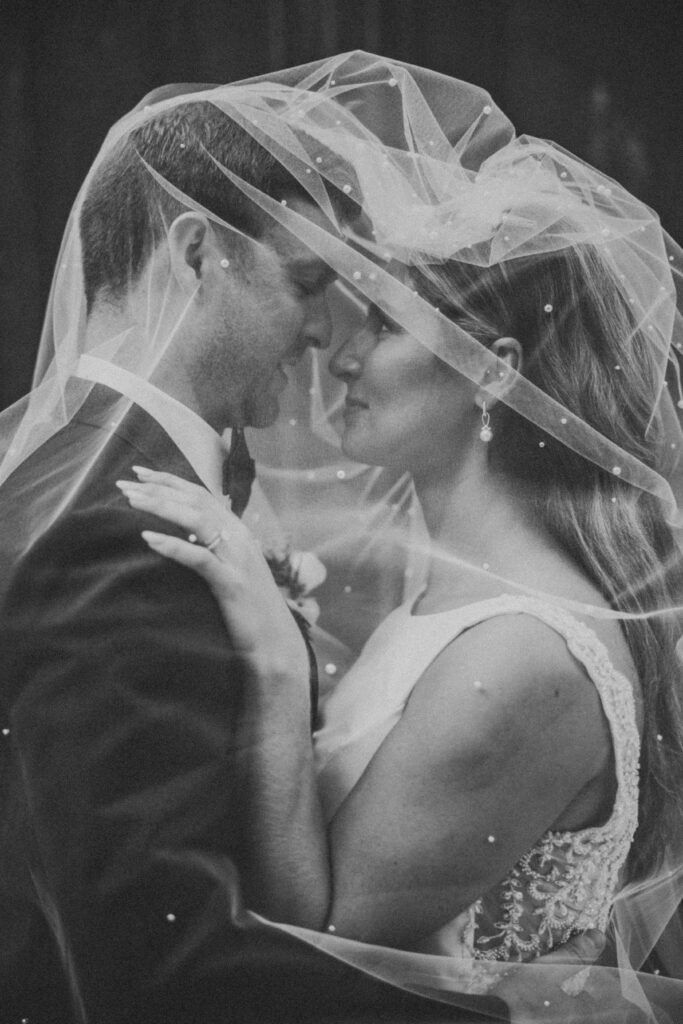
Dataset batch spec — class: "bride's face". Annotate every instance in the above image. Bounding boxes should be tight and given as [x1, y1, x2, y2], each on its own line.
[329, 300, 476, 473]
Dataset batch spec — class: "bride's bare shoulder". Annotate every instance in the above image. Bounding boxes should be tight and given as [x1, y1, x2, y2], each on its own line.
[405, 608, 616, 786]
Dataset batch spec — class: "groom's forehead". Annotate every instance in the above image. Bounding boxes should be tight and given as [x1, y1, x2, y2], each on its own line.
[260, 197, 339, 281]
[261, 195, 337, 244]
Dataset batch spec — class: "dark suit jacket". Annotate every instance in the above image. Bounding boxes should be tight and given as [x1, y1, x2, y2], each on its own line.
[0, 387, 508, 1024]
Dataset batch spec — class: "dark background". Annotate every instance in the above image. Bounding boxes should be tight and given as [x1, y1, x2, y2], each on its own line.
[0, 0, 681, 990]
[1, 0, 682, 410]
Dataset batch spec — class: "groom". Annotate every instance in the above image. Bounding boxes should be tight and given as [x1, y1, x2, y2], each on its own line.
[0, 98, 598, 1024]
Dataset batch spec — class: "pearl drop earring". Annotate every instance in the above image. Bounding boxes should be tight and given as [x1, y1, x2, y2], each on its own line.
[479, 402, 493, 443]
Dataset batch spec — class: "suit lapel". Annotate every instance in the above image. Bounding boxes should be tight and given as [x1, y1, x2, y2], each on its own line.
[72, 383, 206, 491]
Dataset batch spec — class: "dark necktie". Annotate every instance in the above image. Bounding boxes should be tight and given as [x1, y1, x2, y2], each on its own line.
[222, 427, 255, 518]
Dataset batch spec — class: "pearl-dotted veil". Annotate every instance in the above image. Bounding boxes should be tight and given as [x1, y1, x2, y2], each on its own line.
[1, 51, 683, 1021]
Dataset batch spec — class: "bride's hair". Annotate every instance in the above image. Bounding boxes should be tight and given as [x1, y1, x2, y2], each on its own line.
[415, 244, 683, 881]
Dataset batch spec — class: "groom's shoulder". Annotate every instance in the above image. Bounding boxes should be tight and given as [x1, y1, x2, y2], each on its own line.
[8, 490, 197, 608]
[0, 399, 198, 600]
[1, 494, 240, 708]
[1, 481, 222, 649]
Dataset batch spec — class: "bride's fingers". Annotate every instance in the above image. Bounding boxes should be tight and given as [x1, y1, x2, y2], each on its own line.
[141, 530, 233, 587]
[118, 478, 219, 511]
[131, 467, 209, 498]
[128, 469, 237, 521]
[117, 480, 235, 541]
[131, 470, 238, 519]
[124, 475, 231, 519]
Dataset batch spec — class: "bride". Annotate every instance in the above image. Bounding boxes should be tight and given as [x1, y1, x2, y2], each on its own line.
[117, 53, 683, 1016]
[121, 239, 678, 952]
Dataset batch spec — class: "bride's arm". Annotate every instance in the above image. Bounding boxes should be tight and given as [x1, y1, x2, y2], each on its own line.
[324, 612, 612, 945]
[118, 469, 613, 947]
[117, 469, 332, 929]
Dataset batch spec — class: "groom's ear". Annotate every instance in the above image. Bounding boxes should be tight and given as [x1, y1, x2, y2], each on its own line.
[167, 212, 217, 292]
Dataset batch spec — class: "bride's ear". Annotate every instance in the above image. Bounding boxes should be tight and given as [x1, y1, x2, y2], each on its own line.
[474, 336, 522, 411]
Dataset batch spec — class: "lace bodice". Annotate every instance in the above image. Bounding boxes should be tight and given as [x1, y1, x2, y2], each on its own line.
[314, 593, 640, 962]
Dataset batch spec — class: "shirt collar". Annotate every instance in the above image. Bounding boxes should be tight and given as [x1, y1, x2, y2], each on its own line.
[75, 355, 230, 496]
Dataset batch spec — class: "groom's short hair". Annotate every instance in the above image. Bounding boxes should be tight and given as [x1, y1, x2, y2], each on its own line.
[79, 100, 313, 313]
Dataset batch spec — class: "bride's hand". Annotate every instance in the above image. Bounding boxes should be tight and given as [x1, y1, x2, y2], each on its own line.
[116, 468, 310, 686]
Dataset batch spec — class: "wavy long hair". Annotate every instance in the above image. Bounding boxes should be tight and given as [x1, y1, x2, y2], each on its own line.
[415, 243, 683, 880]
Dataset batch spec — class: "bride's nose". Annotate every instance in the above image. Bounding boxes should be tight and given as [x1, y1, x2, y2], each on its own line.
[329, 336, 363, 381]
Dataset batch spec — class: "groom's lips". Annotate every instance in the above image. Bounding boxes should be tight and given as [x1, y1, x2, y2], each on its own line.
[272, 364, 289, 389]
[281, 342, 310, 366]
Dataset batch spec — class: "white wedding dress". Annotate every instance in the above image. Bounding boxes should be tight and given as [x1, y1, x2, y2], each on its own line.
[314, 593, 640, 962]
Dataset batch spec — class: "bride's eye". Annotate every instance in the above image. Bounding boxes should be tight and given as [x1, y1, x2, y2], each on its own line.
[295, 279, 321, 297]
[292, 265, 337, 298]
[368, 304, 402, 336]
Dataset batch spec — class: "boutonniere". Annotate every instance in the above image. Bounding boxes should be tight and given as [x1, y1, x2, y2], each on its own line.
[265, 545, 327, 627]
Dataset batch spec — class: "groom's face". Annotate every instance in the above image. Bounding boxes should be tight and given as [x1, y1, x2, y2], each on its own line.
[192, 197, 336, 431]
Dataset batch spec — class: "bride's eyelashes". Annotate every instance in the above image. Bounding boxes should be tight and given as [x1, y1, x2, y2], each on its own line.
[291, 264, 337, 298]
[367, 303, 403, 336]
[295, 279, 322, 297]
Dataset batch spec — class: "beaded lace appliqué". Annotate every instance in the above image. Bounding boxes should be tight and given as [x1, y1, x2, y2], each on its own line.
[461, 596, 640, 962]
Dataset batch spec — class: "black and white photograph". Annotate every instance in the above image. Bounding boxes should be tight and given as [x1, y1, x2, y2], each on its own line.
[1, 3, 682, 1022]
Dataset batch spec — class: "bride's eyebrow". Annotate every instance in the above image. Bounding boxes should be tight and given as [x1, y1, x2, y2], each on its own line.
[289, 258, 337, 288]
[367, 302, 403, 329]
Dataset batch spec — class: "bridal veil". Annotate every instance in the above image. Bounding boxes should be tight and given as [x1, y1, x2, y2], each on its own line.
[1, 51, 682, 1022]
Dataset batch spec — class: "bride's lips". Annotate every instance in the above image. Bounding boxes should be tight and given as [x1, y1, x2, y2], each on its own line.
[343, 396, 368, 423]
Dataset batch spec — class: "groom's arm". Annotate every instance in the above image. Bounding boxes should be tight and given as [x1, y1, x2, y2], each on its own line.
[2, 500, 266, 1021]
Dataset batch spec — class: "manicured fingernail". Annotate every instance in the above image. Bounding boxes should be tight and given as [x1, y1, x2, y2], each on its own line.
[132, 466, 154, 478]
[142, 530, 166, 545]
[116, 481, 149, 501]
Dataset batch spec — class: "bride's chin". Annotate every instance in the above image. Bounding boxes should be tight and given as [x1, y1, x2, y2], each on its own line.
[339, 428, 364, 460]
[340, 432, 386, 468]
